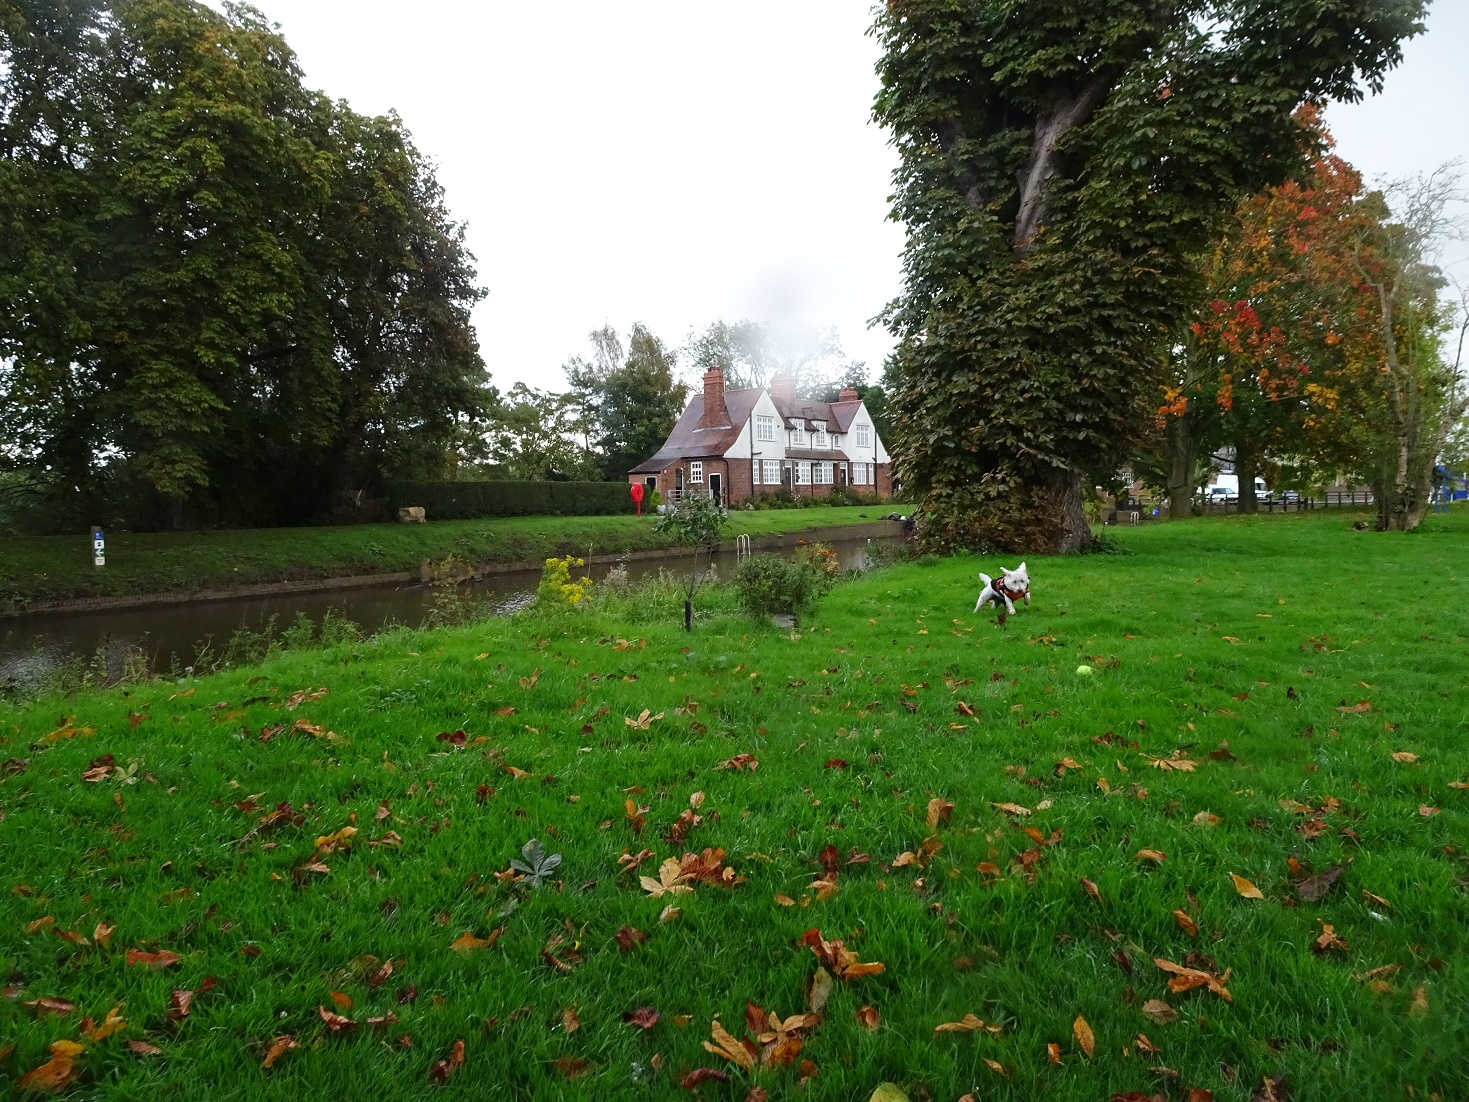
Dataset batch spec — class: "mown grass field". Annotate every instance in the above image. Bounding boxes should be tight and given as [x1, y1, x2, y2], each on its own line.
[0, 505, 905, 607]
[1, 509, 1466, 1100]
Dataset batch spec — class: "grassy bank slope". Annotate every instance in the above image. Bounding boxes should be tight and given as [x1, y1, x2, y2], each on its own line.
[0, 510, 1465, 1099]
[0, 505, 907, 607]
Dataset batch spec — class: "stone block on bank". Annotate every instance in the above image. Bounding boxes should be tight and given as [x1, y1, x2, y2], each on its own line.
[398, 506, 426, 524]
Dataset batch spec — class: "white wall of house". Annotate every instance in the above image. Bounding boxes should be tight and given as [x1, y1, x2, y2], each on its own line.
[723, 392, 785, 486]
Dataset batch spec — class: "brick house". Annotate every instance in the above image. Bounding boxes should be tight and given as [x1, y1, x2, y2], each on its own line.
[628, 368, 892, 506]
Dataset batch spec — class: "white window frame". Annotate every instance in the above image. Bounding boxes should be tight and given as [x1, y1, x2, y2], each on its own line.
[794, 461, 808, 485]
[813, 422, 827, 448]
[790, 425, 804, 446]
[815, 462, 831, 485]
[762, 460, 780, 485]
[689, 461, 703, 484]
[756, 415, 775, 442]
[856, 424, 871, 448]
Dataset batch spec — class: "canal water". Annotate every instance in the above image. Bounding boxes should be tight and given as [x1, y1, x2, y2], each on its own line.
[1, 535, 896, 688]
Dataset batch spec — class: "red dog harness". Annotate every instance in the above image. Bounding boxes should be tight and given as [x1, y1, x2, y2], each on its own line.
[994, 577, 1027, 603]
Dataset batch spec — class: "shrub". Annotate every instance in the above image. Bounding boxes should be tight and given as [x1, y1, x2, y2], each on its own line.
[734, 553, 834, 623]
[536, 555, 591, 609]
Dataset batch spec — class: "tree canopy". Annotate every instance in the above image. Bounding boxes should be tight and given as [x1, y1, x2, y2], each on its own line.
[0, 0, 490, 530]
[871, 0, 1427, 552]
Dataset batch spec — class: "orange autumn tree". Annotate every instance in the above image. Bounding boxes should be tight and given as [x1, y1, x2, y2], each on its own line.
[1324, 168, 1467, 530]
[1156, 108, 1364, 516]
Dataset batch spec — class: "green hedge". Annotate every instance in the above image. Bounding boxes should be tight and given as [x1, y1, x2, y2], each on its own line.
[386, 480, 632, 519]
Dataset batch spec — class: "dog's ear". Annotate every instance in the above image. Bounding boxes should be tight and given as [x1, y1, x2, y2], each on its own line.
[1017, 561, 1026, 572]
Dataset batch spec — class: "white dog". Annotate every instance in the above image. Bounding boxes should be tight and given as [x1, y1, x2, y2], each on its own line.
[975, 562, 1030, 615]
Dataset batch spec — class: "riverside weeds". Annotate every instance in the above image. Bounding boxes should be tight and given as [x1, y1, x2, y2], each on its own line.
[0, 509, 1465, 1099]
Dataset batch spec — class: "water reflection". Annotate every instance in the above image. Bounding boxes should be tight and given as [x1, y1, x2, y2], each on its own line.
[2, 535, 894, 689]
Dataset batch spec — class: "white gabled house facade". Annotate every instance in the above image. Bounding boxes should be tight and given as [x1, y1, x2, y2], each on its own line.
[628, 369, 894, 506]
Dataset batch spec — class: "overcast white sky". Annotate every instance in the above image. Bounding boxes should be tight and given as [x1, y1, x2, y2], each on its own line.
[229, 1, 1469, 395]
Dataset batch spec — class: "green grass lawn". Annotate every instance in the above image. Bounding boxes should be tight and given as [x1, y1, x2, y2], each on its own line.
[0, 505, 907, 607]
[1, 509, 1466, 1099]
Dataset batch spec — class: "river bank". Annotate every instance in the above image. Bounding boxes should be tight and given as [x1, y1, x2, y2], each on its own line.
[1, 528, 903, 686]
[0, 505, 907, 614]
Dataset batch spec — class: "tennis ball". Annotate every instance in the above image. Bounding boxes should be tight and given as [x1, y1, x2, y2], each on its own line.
[1075, 665, 1094, 676]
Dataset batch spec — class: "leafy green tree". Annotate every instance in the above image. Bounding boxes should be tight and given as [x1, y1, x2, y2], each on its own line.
[0, 0, 490, 529]
[595, 324, 687, 478]
[561, 323, 686, 478]
[871, 0, 1426, 552]
[654, 492, 726, 631]
[484, 384, 599, 481]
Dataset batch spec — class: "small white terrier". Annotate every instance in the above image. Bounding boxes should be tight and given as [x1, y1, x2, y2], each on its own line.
[975, 562, 1031, 616]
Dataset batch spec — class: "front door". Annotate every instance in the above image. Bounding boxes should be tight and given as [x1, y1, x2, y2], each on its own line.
[675, 468, 684, 500]
[708, 473, 722, 506]
[837, 465, 847, 489]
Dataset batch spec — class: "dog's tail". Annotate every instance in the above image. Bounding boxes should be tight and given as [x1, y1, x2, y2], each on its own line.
[978, 571, 992, 587]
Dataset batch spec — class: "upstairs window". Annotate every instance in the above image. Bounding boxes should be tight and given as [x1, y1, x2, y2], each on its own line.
[790, 425, 804, 446]
[756, 414, 775, 442]
[813, 421, 827, 448]
[856, 424, 871, 448]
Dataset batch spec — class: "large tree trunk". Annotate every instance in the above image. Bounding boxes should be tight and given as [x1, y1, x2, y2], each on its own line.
[1165, 417, 1198, 519]
[1043, 468, 1094, 553]
[1235, 445, 1259, 515]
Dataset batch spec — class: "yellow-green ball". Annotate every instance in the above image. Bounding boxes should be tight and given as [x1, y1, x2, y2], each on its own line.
[1075, 665, 1094, 676]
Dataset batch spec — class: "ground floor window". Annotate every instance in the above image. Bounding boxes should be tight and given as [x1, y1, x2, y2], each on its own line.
[814, 462, 831, 485]
[690, 461, 703, 484]
[794, 461, 808, 485]
[762, 460, 780, 485]
[854, 462, 871, 485]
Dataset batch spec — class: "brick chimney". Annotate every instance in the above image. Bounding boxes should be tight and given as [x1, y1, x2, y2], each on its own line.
[699, 366, 729, 428]
[770, 373, 796, 408]
[837, 387, 859, 403]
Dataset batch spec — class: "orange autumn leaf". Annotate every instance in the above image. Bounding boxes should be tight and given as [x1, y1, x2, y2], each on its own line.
[1335, 700, 1371, 714]
[1154, 958, 1233, 1002]
[449, 928, 502, 953]
[800, 928, 885, 980]
[1047, 1042, 1062, 1065]
[1136, 849, 1166, 864]
[126, 948, 181, 969]
[702, 1018, 757, 1070]
[1173, 909, 1199, 937]
[1073, 1015, 1095, 1058]
[925, 797, 955, 830]
[81, 1004, 127, 1042]
[329, 991, 353, 1012]
[1230, 873, 1264, 899]
[934, 1013, 1001, 1035]
[262, 1034, 298, 1069]
[318, 1005, 356, 1031]
[856, 1005, 880, 1031]
[18, 1039, 85, 1091]
[429, 1039, 466, 1082]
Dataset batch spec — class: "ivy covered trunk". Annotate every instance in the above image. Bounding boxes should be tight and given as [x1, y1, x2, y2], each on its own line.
[870, 1, 1424, 556]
